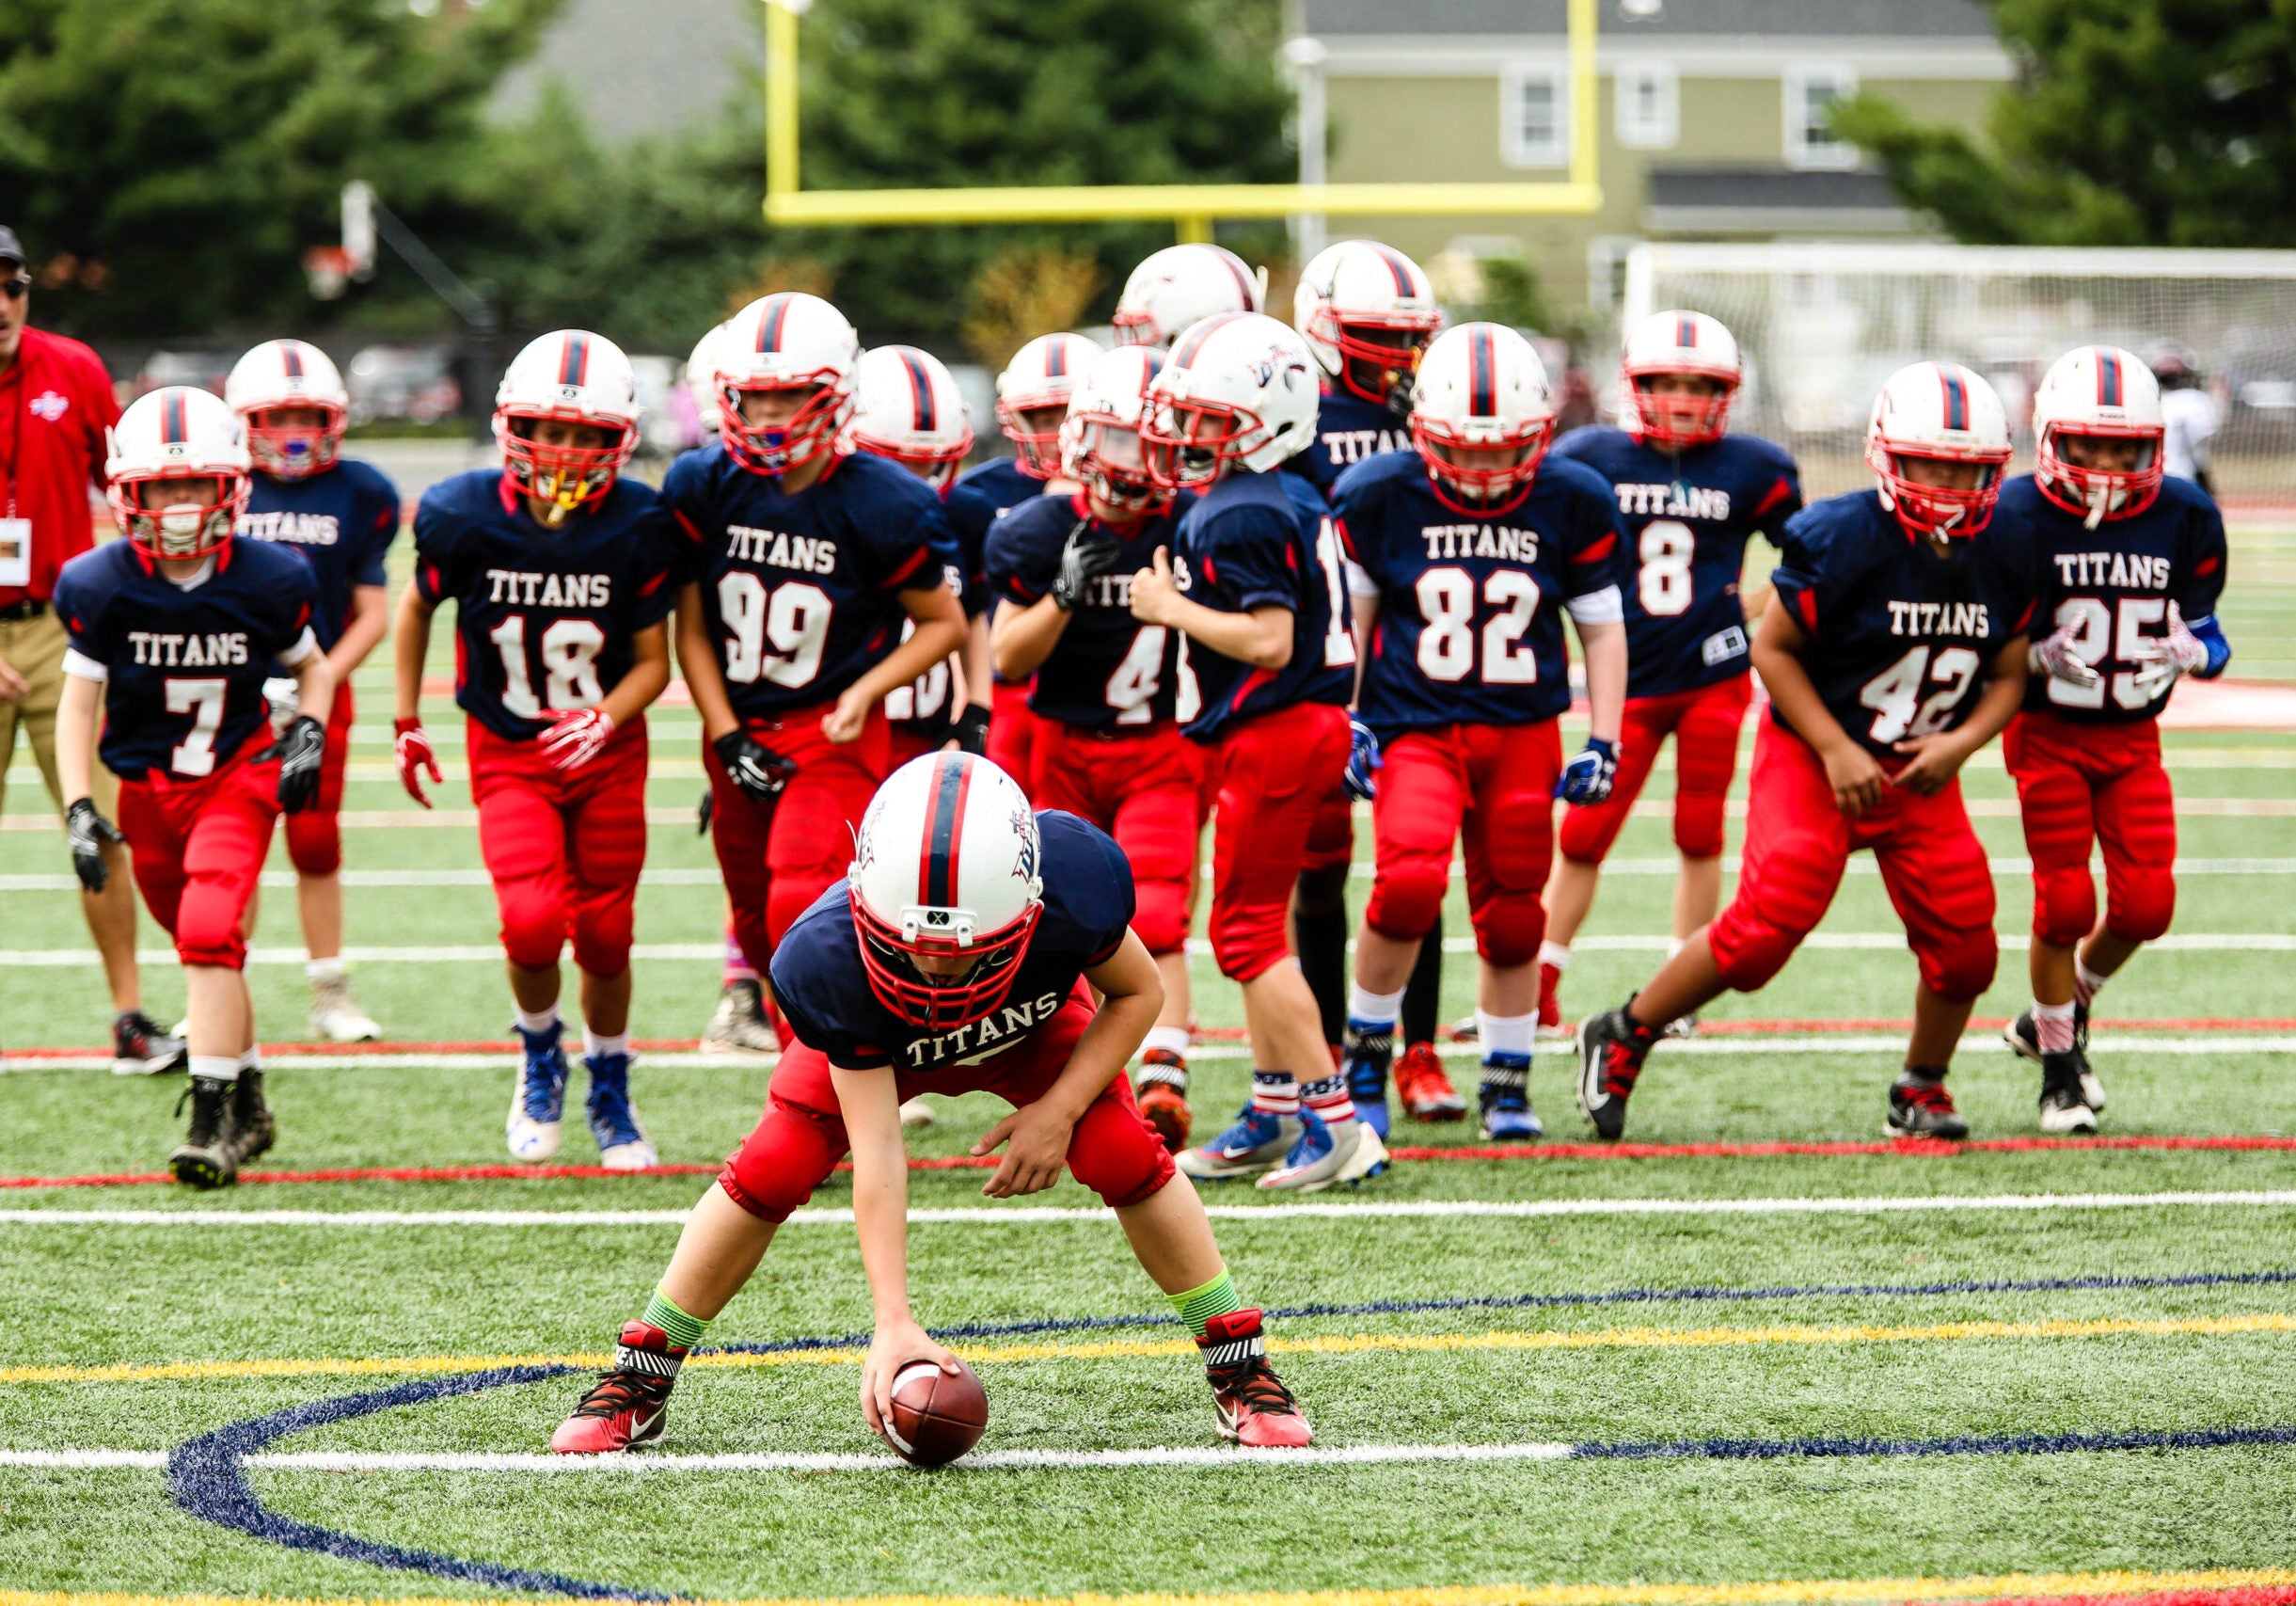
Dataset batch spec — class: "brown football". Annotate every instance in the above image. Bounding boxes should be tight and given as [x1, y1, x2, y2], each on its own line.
[879, 1357, 989, 1468]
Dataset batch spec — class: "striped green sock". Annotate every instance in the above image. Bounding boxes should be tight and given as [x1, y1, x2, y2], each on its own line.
[641, 1288, 711, 1351]
[1167, 1270, 1243, 1340]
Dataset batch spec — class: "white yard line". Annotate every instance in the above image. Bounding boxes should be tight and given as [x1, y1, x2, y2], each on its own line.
[0, 1443, 1581, 1473]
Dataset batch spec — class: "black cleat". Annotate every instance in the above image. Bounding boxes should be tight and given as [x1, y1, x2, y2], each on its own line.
[2036, 1051, 2098, 1134]
[2004, 1005, 2103, 1111]
[1576, 1003, 1659, 1141]
[113, 1010, 187, 1077]
[1887, 1071, 1970, 1140]
[231, 1070, 277, 1164]
[170, 1076, 242, 1188]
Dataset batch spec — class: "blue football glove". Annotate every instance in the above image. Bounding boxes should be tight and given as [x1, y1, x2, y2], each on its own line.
[1557, 737, 1619, 806]
[1343, 719, 1383, 802]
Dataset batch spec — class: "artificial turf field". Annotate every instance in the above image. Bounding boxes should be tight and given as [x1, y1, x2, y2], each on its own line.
[0, 525, 2293, 1603]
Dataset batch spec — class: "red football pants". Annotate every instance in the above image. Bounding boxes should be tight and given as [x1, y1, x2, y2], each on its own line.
[469, 717, 651, 978]
[1033, 720, 1206, 957]
[1201, 701, 1351, 981]
[1365, 720, 1563, 967]
[717, 987, 1176, 1222]
[1710, 720, 1997, 1000]
[988, 678, 1042, 796]
[119, 734, 281, 970]
[884, 723, 944, 771]
[283, 680, 356, 878]
[1302, 790, 1354, 875]
[1559, 673, 1752, 866]
[2003, 710, 2177, 947]
[705, 700, 890, 976]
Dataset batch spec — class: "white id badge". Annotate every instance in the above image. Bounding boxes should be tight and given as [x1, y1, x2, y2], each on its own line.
[0, 519, 32, 589]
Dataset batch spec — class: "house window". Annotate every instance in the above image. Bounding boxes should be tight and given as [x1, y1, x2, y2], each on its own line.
[1614, 63, 1677, 151]
[1500, 63, 1572, 168]
[1783, 65, 1859, 169]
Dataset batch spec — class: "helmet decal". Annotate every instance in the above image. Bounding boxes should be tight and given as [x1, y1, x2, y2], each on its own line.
[755, 294, 793, 353]
[919, 753, 971, 910]
[1676, 312, 1696, 349]
[1468, 326, 1496, 417]
[1044, 340, 1070, 377]
[557, 333, 591, 389]
[1370, 242, 1419, 297]
[279, 344, 304, 379]
[161, 390, 187, 446]
[900, 348, 938, 435]
[1939, 367, 1968, 432]
[2098, 348, 2123, 407]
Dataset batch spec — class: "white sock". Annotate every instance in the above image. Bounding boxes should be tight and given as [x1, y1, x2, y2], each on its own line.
[1538, 941, 1571, 972]
[515, 1006, 560, 1035]
[2073, 958, 2110, 1008]
[306, 956, 346, 985]
[2034, 1000, 2077, 1055]
[1143, 1025, 1191, 1058]
[189, 1055, 240, 1083]
[1347, 982, 1405, 1026]
[238, 1045, 262, 1073]
[1478, 1010, 1536, 1060]
[585, 1030, 631, 1061]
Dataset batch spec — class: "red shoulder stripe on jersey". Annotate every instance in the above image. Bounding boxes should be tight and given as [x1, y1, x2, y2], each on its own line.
[1333, 514, 1362, 564]
[1794, 588, 1818, 633]
[2098, 347, 2123, 407]
[2013, 597, 2035, 635]
[637, 571, 666, 597]
[1573, 531, 1618, 564]
[1227, 665, 1276, 710]
[1469, 326, 1496, 416]
[899, 348, 936, 433]
[280, 344, 304, 379]
[558, 333, 590, 389]
[881, 544, 932, 590]
[1751, 476, 1796, 517]
[670, 507, 704, 543]
[2195, 554, 2221, 576]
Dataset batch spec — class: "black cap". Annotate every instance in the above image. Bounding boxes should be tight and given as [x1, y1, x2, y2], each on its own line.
[0, 227, 23, 269]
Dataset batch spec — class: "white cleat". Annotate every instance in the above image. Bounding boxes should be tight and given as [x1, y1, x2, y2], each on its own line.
[898, 1097, 936, 1129]
[596, 1134, 661, 1171]
[309, 982, 381, 1043]
[1257, 1113, 1369, 1192]
[701, 978, 779, 1054]
[506, 1103, 563, 1163]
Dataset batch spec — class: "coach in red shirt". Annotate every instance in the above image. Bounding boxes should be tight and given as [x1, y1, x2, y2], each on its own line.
[0, 226, 182, 1074]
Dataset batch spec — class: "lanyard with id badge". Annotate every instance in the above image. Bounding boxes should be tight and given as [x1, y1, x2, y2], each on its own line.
[0, 363, 31, 589]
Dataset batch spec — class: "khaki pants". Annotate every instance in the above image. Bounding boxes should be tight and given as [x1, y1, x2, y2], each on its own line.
[0, 608, 120, 819]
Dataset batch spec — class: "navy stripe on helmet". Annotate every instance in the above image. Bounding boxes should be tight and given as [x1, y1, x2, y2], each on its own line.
[898, 348, 936, 433]
[558, 334, 590, 389]
[1211, 246, 1255, 307]
[922, 755, 968, 908]
[1370, 243, 1417, 297]
[162, 390, 186, 444]
[1677, 313, 1696, 350]
[1940, 367, 1968, 431]
[1044, 339, 1069, 378]
[757, 294, 791, 353]
[1172, 313, 1237, 368]
[1469, 326, 1496, 417]
[280, 343, 304, 379]
[2098, 348, 2123, 407]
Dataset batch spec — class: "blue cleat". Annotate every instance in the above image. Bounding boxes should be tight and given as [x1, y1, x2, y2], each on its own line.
[584, 1053, 658, 1170]
[1260, 1108, 1387, 1191]
[1479, 1053, 1544, 1140]
[507, 1020, 570, 1162]
[1178, 1105, 1302, 1181]
[1342, 1017, 1395, 1138]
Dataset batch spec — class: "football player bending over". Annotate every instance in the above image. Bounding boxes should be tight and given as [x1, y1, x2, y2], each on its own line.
[393, 332, 683, 1169]
[553, 754, 1312, 1453]
[1336, 324, 1628, 1140]
[2000, 346, 2231, 1130]
[1576, 363, 2038, 1141]
[54, 388, 333, 1185]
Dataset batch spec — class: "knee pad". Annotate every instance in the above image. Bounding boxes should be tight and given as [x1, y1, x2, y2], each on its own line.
[572, 902, 636, 979]
[2105, 863, 2176, 945]
[1210, 909, 1289, 982]
[1470, 894, 1546, 971]
[284, 809, 341, 878]
[1132, 881, 1191, 957]
[1671, 789, 1729, 862]
[1919, 927, 1998, 1003]
[1065, 1107, 1177, 1210]
[497, 882, 566, 972]
[2031, 864, 2098, 948]
[1557, 798, 1627, 866]
[1709, 915, 1797, 993]
[718, 1096, 844, 1223]
[172, 891, 247, 970]
[1365, 865, 1447, 942]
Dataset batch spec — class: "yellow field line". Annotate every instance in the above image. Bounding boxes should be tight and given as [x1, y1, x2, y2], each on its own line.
[6, 1312, 2292, 1388]
[4, 1566, 2295, 1606]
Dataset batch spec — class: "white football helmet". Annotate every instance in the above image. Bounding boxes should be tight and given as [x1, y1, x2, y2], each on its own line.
[2033, 344, 2165, 528]
[1621, 310, 1742, 447]
[225, 340, 349, 480]
[847, 345, 975, 491]
[1140, 312, 1319, 488]
[1865, 361, 2013, 541]
[995, 331, 1103, 476]
[1113, 244, 1265, 350]
[1059, 345, 1168, 515]
[848, 752, 1045, 1030]
[1409, 322, 1555, 504]
[493, 329, 641, 527]
[106, 387, 252, 559]
[685, 320, 732, 446]
[714, 292, 861, 476]
[1293, 239, 1443, 408]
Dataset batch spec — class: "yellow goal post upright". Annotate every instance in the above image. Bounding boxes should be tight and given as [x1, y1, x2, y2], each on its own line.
[760, 0, 1603, 243]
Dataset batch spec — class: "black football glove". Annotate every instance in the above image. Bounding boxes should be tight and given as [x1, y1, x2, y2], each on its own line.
[268, 713, 328, 815]
[1052, 520, 1127, 612]
[65, 797, 123, 893]
[713, 729, 798, 804]
[696, 789, 715, 836]
[952, 703, 991, 755]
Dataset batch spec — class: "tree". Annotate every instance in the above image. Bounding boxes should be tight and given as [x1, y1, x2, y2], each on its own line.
[1831, 0, 2296, 246]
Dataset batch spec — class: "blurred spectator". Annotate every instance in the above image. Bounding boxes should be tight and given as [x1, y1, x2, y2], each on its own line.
[2151, 347, 2220, 495]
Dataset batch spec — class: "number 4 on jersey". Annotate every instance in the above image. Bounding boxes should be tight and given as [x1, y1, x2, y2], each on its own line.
[1858, 644, 1979, 744]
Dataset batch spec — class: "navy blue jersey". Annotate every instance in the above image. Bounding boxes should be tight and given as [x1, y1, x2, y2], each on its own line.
[236, 458, 400, 652]
[1549, 426, 1802, 698]
[1336, 450, 1626, 736]
[770, 810, 1135, 1074]
[2002, 474, 2229, 723]
[884, 478, 993, 732]
[1768, 491, 2040, 759]
[414, 469, 682, 742]
[666, 446, 952, 723]
[1285, 385, 1412, 501]
[55, 537, 318, 782]
[1173, 469, 1355, 742]
[943, 480, 996, 618]
[958, 456, 1050, 517]
[987, 491, 1196, 731]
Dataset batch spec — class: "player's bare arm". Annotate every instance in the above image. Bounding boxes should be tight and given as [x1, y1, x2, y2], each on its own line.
[54, 667, 102, 808]
[285, 629, 336, 735]
[672, 581, 742, 741]
[1752, 602, 1885, 818]
[1572, 614, 1627, 744]
[327, 582, 390, 685]
[1130, 547, 1292, 668]
[594, 620, 671, 729]
[390, 580, 434, 728]
[990, 593, 1074, 680]
[822, 580, 966, 744]
[1891, 633, 2027, 796]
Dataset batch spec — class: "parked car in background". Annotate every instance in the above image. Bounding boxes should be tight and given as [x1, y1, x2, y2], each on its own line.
[346, 344, 462, 425]
[135, 351, 236, 398]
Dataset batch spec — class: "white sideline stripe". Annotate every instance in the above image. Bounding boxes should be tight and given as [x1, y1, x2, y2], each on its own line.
[0, 1444, 1581, 1473]
[10, 1190, 2296, 1229]
[0, 1449, 169, 1469]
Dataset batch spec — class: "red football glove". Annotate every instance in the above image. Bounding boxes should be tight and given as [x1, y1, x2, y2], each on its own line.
[394, 717, 442, 809]
[540, 707, 615, 771]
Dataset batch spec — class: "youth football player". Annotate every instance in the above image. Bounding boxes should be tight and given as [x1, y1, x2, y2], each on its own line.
[53, 387, 332, 1185]
[2000, 345, 2231, 1130]
[225, 340, 400, 1042]
[392, 331, 681, 1169]
[1542, 311, 1803, 1037]
[988, 345, 1204, 1149]
[1576, 362, 2038, 1141]
[1336, 323, 1628, 1139]
[552, 754, 1313, 1454]
[668, 294, 968, 1039]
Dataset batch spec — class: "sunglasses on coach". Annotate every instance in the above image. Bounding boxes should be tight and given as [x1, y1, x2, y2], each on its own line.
[0, 276, 27, 299]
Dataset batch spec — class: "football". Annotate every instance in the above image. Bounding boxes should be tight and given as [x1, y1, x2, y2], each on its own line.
[878, 1357, 990, 1468]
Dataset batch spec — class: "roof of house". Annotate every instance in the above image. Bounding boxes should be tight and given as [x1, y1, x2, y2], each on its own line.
[1302, 0, 1994, 38]
[493, 0, 761, 142]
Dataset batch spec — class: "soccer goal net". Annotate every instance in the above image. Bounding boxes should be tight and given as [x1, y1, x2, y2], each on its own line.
[1616, 242, 2296, 504]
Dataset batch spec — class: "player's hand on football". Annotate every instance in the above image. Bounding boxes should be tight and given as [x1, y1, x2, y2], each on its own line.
[64, 797, 123, 893]
[1127, 546, 1182, 627]
[1052, 522, 1127, 612]
[1888, 732, 1971, 797]
[393, 718, 442, 809]
[712, 729, 796, 803]
[1342, 718, 1382, 802]
[861, 1317, 962, 1439]
[270, 713, 328, 814]
[1556, 737, 1619, 806]
[2028, 625, 2102, 691]
[821, 684, 873, 744]
[540, 707, 615, 772]
[972, 1103, 1076, 1198]
[1820, 737, 1887, 818]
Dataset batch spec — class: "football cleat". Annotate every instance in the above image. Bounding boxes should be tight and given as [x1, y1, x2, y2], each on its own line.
[1178, 1106, 1302, 1181]
[2037, 1051, 2098, 1134]
[551, 1321, 687, 1454]
[1887, 1073, 1970, 1140]
[113, 1010, 187, 1077]
[1341, 1017, 1396, 1137]
[1198, 1309, 1311, 1448]
[308, 974, 380, 1042]
[1257, 1108, 1367, 1192]
[1479, 1061, 1544, 1140]
[702, 978, 780, 1055]
[507, 1020, 570, 1162]
[1395, 1042, 1466, 1121]
[169, 1075, 242, 1189]
[1536, 962, 1565, 1037]
[1576, 1005, 1658, 1141]
[2004, 1007, 2102, 1111]
[585, 1054, 658, 1169]
[230, 1070, 276, 1164]
[897, 1097, 937, 1130]
[1135, 1052, 1193, 1152]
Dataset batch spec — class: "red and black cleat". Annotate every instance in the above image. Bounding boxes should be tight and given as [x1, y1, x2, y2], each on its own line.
[1887, 1072, 1970, 1140]
[1136, 1049, 1193, 1153]
[1199, 1308, 1312, 1448]
[550, 1321, 688, 1454]
[1575, 1004, 1659, 1141]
